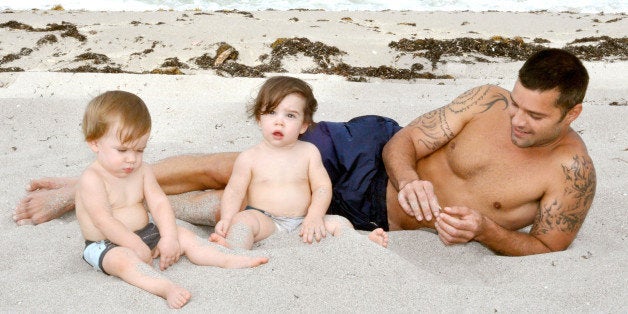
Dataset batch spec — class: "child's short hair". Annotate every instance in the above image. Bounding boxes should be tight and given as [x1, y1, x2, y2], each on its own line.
[82, 91, 151, 144]
[247, 76, 318, 124]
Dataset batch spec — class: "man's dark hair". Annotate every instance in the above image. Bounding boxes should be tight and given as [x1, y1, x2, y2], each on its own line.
[518, 48, 588, 117]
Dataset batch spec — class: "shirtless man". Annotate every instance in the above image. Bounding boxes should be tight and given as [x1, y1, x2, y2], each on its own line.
[13, 49, 596, 256]
[384, 49, 595, 255]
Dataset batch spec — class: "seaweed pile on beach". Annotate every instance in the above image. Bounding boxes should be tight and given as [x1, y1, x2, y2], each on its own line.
[564, 36, 628, 61]
[388, 37, 545, 68]
[0, 17, 626, 80]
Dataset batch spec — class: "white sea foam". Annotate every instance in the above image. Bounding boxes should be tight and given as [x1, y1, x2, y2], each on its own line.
[1, 0, 626, 13]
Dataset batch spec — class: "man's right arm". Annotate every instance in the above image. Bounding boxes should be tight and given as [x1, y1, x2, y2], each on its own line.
[383, 85, 495, 221]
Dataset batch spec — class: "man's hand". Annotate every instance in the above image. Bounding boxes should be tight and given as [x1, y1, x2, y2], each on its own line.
[300, 215, 326, 244]
[154, 236, 181, 270]
[434, 206, 484, 245]
[397, 179, 441, 221]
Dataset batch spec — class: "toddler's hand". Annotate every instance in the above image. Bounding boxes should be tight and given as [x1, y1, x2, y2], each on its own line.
[300, 216, 326, 244]
[156, 236, 181, 270]
[214, 219, 231, 237]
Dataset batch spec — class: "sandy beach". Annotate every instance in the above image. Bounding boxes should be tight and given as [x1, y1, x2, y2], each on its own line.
[1, 9, 627, 312]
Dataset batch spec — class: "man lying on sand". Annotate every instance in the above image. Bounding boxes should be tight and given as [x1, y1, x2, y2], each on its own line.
[13, 48, 596, 256]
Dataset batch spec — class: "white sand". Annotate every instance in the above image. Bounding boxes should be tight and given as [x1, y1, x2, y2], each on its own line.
[1, 9, 627, 312]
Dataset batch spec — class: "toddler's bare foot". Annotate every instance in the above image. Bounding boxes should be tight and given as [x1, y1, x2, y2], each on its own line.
[165, 284, 191, 309]
[368, 228, 389, 248]
[208, 233, 230, 247]
[13, 178, 77, 225]
[224, 255, 269, 269]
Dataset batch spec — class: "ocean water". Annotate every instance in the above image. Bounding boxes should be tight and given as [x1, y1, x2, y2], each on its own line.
[1, 0, 626, 13]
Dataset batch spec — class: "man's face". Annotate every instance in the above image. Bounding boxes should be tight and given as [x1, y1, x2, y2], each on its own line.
[508, 80, 572, 148]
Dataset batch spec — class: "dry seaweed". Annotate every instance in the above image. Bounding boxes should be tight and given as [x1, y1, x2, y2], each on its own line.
[605, 17, 623, 23]
[131, 41, 159, 56]
[58, 65, 126, 73]
[194, 53, 215, 69]
[190, 37, 452, 80]
[389, 37, 545, 68]
[36, 34, 58, 45]
[0, 20, 86, 41]
[161, 57, 189, 69]
[150, 67, 184, 75]
[310, 62, 452, 80]
[215, 9, 254, 19]
[193, 43, 238, 69]
[75, 52, 110, 64]
[267, 37, 345, 70]
[0, 20, 35, 31]
[0, 67, 24, 72]
[0, 47, 32, 65]
[565, 36, 627, 60]
[42, 22, 87, 41]
[215, 63, 265, 78]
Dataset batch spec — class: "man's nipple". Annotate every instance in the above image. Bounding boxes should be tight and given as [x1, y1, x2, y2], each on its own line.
[493, 202, 502, 210]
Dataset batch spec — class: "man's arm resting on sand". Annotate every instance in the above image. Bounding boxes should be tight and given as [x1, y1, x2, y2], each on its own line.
[383, 86, 496, 221]
[382, 108, 454, 221]
[437, 154, 596, 256]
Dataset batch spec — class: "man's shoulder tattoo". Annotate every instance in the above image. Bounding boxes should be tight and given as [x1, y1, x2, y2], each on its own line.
[531, 155, 597, 235]
[448, 85, 509, 114]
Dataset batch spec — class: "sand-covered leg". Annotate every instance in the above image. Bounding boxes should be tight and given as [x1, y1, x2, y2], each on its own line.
[168, 190, 222, 226]
[102, 247, 191, 309]
[180, 227, 268, 268]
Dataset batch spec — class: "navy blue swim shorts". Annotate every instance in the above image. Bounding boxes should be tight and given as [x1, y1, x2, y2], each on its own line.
[300, 115, 401, 231]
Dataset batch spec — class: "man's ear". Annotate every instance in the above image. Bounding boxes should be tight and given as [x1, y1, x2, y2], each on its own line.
[564, 103, 582, 123]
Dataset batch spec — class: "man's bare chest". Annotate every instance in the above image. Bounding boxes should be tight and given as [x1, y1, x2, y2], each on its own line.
[426, 120, 552, 223]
